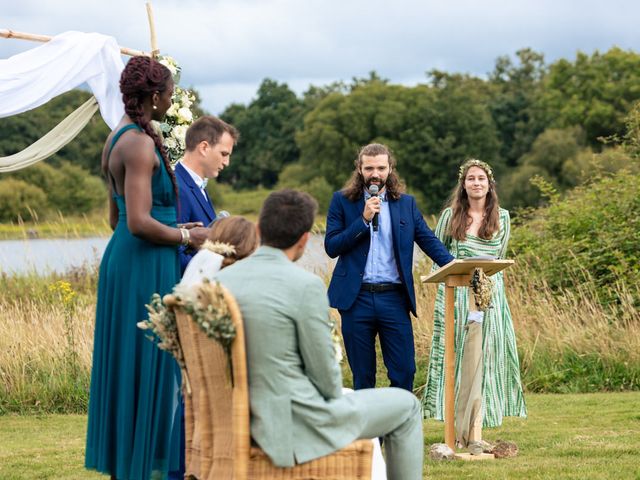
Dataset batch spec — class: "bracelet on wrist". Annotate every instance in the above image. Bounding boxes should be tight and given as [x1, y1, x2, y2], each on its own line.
[179, 227, 190, 246]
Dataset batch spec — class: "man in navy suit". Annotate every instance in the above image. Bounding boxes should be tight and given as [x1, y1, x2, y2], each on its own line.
[175, 115, 239, 273]
[325, 143, 454, 392]
[170, 116, 238, 480]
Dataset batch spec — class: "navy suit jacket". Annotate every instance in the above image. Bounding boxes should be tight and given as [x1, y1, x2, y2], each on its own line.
[325, 191, 454, 315]
[175, 162, 216, 273]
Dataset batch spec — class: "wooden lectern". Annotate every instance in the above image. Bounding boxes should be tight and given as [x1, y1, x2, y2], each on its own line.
[421, 258, 513, 459]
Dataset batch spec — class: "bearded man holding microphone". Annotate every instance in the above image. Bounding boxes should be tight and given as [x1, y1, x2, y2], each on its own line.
[325, 143, 454, 392]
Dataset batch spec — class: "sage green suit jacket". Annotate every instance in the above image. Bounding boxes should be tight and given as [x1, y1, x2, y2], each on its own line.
[216, 246, 364, 467]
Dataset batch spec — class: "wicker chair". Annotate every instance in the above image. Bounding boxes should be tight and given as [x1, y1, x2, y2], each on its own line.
[164, 285, 373, 480]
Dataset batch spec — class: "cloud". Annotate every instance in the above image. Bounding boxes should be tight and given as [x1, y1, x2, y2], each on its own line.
[1, 0, 639, 114]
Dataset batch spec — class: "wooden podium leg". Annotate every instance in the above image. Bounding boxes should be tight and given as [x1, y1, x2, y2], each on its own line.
[444, 285, 455, 449]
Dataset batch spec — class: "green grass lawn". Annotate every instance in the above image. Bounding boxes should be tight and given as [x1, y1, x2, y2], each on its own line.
[1, 393, 639, 479]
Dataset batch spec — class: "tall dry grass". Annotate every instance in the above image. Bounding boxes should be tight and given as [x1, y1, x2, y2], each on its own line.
[0, 265, 97, 414]
[1, 257, 639, 413]
[411, 259, 640, 394]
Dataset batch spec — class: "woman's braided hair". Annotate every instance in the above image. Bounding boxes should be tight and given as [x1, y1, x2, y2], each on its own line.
[119, 56, 177, 196]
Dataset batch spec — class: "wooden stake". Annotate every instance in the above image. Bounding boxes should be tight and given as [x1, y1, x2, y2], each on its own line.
[0, 29, 148, 57]
[146, 1, 159, 58]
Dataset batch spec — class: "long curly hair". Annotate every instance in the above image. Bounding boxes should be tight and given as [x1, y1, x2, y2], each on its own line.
[341, 143, 405, 202]
[447, 158, 500, 241]
[119, 56, 177, 195]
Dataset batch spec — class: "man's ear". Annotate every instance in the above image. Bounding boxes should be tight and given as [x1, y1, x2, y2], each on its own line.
[297, 231, 310, 250]
[198, 140, 210, 156]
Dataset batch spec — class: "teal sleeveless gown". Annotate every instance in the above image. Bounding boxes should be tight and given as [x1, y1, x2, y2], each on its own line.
[86, 124, 181, 479]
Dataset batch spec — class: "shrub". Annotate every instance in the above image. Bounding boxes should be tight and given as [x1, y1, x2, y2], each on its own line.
[6, 161, 107, 217]
[0, 179, 47, 222]
[510, 168, 640, 309]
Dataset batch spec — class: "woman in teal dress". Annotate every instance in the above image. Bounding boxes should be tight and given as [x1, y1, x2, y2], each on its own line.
[422, 159, 527, 429]
[85, 56, 208, 480]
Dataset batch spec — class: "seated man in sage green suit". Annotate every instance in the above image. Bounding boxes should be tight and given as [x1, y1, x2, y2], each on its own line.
[216, 189, 423, 480]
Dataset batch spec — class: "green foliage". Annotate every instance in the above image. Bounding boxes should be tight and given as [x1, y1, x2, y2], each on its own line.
[501, 126, 589, 207]
[488, 48, 548, 167]
[276, 162, 333, 212]
[0, 90, 109, 176]
[276, 161, 318, 187]
[538, 47, 640, 147]
[296, 176, 333, 213]
[213, 184, 271, 215]
[6, 161, 107, 217]
[297, 80, 403, 189]
[0, 179, 47, 222]
[2, 48, 640, 220]
[399, 72, 502, 211]
[523, 349, 640, 393]
[297, 75, 502, 212]
[219, 79, 303, 189]
[620, 101, 640, 158]
[511, 169, 640, 308]
[52, 163, 107, 214]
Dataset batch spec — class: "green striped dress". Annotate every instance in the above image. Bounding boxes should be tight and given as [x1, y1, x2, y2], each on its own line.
[422, 207, 527, 427]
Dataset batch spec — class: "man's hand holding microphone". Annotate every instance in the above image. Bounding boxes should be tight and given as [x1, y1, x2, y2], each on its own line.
[363, 184, 380, 232]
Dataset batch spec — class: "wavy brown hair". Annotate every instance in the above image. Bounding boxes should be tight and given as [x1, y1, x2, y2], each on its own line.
[447, 159, 500, 241]
[341, 143, 405, 202]
[120, 56, 177, 195]
[208, 216, 259, 268]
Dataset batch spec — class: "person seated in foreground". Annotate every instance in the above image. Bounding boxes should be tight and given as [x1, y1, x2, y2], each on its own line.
[216, 189, 424, 480]
[178, 216, 259, 290]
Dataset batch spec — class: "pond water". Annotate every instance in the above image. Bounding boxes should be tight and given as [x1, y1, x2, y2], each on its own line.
[0, 235, 346, 276]
[0, 235, 428, 277]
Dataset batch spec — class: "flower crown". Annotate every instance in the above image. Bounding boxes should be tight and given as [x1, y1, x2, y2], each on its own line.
[458, 159, 495, 183]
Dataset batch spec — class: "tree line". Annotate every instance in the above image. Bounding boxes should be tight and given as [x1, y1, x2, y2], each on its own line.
[0, 47, 639, 222]
[219, 47, 640, 212]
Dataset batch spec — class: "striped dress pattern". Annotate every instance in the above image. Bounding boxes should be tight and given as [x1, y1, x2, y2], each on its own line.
[421, 207, 527, 427]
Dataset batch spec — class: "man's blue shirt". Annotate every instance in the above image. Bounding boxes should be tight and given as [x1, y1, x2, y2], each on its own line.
[363, 190, 401, 284]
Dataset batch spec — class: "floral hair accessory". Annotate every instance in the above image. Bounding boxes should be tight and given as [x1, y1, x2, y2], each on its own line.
[201, 241, 237, 257]
[458, 158, 495, 183]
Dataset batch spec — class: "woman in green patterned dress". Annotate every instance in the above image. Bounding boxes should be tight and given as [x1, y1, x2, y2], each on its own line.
[422, 159, 527, 428]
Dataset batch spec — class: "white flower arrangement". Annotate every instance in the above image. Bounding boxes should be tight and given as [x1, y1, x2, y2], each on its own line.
[155, 55, 198, 164]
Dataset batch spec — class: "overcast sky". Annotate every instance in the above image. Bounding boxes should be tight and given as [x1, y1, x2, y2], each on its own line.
[2, 0, 639, 115]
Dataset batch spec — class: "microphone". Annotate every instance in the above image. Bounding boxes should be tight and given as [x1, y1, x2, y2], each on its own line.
[207, 210, 230, 227]
[369, 184, 379, 232]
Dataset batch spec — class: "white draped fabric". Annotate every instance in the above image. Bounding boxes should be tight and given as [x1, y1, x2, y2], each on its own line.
[0, 96, 99, 172]
[0, 30, 125, 128]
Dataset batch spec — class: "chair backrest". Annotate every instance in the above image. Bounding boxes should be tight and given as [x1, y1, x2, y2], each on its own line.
[165, 284, 251, 480]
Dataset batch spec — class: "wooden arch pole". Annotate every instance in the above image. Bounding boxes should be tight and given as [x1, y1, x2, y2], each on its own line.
[145, 1, 160, 58]
[0, 29, 148, 57]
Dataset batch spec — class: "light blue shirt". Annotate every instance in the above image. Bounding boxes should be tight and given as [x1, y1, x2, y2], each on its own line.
[362, 189, 401, 284]
[179, 161, 208, 199]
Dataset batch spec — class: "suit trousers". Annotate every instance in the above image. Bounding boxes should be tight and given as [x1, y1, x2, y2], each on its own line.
[340, 289, 416, 391]
[353, 387, 424, 480]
